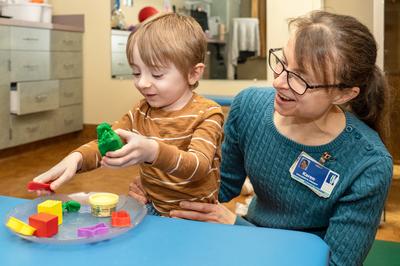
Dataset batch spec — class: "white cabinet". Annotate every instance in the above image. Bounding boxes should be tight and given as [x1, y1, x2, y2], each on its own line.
[111, 29, 132, 78]
[0, 25, 83, 150]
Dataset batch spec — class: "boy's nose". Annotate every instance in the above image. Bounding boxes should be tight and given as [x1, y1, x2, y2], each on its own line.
[137, 75, 151, 88]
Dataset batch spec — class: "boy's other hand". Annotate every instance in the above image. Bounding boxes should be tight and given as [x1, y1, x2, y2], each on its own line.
[101, 129, 158, 168]
[30, 152, 82, 196]
[128, 176, 148, 204]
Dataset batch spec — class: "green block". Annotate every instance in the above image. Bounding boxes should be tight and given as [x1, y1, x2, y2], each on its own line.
[62, 200, 81, 212]
[97, 122, 124, 156]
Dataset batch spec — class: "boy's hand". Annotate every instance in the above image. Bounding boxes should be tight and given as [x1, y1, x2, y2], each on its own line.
[29, 152, 83, 196]
[128, 176, 148, 204]
[101, 129, 159, 168]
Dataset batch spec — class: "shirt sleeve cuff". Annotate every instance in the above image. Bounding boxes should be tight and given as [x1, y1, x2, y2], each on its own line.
[234, 215, 256, 226]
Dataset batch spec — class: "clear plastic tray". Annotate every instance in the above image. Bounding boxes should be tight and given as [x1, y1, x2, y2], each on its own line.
[5, 192, 147, 244]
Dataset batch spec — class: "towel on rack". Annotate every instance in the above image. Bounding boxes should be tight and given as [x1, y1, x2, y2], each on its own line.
[230, 18, 260, 66]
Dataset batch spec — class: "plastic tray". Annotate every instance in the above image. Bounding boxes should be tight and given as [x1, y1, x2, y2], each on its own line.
[5, 192, 147, 244]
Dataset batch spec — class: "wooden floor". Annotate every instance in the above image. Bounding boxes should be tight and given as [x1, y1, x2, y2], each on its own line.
[0, 133, 399, 242]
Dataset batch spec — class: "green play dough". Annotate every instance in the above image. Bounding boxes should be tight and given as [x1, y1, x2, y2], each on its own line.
[62, 200, 81, 212]
[97, 122, 124, 156]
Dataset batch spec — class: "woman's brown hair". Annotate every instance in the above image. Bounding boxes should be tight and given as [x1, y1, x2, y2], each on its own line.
[289, 11, 389, 140]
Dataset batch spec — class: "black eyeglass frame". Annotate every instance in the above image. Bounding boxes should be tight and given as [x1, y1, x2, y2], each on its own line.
[268, 48, 350, 95]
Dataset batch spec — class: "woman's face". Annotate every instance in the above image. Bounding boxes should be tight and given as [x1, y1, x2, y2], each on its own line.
[272, 37, 338, 120]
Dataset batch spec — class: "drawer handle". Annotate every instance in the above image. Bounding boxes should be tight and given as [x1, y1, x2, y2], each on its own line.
[63, 92, 74, 98]
[26, 125, 39, 133]
[35, 94, 48, 102]
[118, 42, 125, 46]
[23, 64, 39, 70]
[63, 64, 75, 70]
[22, 37, 39, 41]
[117, 62, 125, 66]
[62, 40, 74, 45]
[64, 119, 74, 125]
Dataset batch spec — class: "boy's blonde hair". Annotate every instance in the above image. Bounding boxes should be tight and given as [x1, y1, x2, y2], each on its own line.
[126, 12, 207, 89]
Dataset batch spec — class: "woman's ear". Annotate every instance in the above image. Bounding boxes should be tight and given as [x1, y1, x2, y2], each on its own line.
[332, 87, 360, 105]
[188, 63, 205, 86]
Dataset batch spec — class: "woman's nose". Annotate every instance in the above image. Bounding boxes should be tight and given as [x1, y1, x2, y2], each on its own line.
[272, 70, 290, 90]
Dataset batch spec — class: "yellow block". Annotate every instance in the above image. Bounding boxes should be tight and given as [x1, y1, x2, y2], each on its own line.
[38, 200, 63, 225]
[6, 216, 36, 236]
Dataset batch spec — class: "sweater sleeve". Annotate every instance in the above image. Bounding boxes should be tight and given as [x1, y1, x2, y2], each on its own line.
[73, 107, 136, 172]
[219, 90, 247, 203]
[151, 107, 224, 181]
[325, 156, 393, 266]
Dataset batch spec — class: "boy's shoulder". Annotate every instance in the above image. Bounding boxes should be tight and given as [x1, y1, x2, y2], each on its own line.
[192, 93, 223, 113]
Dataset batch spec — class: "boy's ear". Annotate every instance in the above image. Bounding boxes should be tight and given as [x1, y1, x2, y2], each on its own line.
[332, 86, 360, 105]
[188, 63, 205, 86]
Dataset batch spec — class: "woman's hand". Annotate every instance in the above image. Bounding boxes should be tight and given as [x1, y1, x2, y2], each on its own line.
[128, 176, 148, 204]
[101, 129, 159, 168]
[30, 152, 83, 196]
[170, 201, 237, 224]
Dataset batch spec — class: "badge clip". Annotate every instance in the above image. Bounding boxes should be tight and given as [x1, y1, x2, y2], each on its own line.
[319, 152, 333, 165]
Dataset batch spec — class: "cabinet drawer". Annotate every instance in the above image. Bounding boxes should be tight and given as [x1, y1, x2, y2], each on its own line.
[0, 85, 10, 149]
[51, 31, 82, 51]
[54, 104, 83, 135]
[11, 51, 50, 82]
[10, 111, 55, 146]
[51, 52, 82, 79]
[10, 80, 59, 115]
[112, 52, 132, 76]
[0, 51, 10, 86]
[111, 33, 129, 52]
[59, 79, 82, 106]
[10, 27, 50, 51]
[0, 26, 10, 49]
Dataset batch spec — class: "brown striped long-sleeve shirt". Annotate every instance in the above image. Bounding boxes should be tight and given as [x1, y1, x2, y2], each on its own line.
[74, 93, 224, 215]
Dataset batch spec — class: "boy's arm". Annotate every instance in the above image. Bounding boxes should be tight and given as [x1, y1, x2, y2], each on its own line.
[151, 107, 224, 181]
[74, 108, 136, 172]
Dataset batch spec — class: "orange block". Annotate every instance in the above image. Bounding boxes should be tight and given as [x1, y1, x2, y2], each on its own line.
[29, 213, 58, 238]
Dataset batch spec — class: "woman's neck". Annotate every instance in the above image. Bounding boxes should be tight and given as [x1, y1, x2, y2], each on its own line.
[273, 105, 346, 146]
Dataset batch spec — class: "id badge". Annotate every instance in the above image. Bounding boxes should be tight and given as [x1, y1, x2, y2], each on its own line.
[289, 152, 339, 198]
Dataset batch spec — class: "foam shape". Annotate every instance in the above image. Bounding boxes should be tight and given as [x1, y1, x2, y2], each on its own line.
[27, 181, 53, 192]
[111, 210, 131, 227]
[6, 216, 36, 236]
[38, 200, 63, 225]
[97, 122, 124, 156]
[29, 213, 58, 238]
[77, 223, 109, 238]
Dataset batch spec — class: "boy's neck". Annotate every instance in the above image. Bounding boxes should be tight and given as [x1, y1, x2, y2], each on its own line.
[161, 90, 194, 112]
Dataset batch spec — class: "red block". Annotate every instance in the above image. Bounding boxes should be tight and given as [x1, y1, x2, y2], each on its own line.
[29, 213, 58, 238]
[111, 210, 131, 227]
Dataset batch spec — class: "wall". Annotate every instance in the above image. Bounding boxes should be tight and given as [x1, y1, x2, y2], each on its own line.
[49, 0, 269, 124]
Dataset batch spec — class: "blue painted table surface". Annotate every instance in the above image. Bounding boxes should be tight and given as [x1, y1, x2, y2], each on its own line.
[0, 195, 329, 266]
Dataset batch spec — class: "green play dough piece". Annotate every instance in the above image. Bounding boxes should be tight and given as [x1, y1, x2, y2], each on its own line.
[62, 200, 81, 212]
[97, 122, 124, 156]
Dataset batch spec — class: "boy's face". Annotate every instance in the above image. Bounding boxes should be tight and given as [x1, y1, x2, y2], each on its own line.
[131, 44, 193, 111]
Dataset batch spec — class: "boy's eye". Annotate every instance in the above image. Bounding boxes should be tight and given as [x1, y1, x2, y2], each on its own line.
[152, 74, 163, 78]
[132, 72, 140, 76]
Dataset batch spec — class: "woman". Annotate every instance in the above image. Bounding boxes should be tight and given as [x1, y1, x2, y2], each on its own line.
[129, 11, 393, 266]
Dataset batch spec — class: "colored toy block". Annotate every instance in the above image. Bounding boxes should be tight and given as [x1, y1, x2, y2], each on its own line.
[29, 213, 58, 238]
[111, 210, 131, 227]
[77, 223, 109, 238]
[62, 200, 81, 213]
[27, 181, 54, 192]
[6, 216, 36, 236]
[38, 200, 63, 225]
[97, 122, 124, 156]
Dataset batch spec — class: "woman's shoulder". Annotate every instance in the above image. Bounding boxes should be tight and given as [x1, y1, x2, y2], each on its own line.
[232, 87, 275, 110]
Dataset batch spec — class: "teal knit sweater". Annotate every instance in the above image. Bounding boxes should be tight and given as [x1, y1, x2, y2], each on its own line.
[219, 88, 393, 266]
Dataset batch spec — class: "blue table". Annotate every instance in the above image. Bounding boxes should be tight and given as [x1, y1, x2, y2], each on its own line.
[0, 196, 329, 266]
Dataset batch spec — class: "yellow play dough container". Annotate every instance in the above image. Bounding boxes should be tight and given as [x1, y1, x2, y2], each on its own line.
[88, 193, 119, 217]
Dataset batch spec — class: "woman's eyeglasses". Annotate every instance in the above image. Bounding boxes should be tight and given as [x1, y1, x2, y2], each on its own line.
[268, 48, 349, 95]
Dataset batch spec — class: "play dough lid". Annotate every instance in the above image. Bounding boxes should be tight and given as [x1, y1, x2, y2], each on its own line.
[89, 193, 119, 206]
